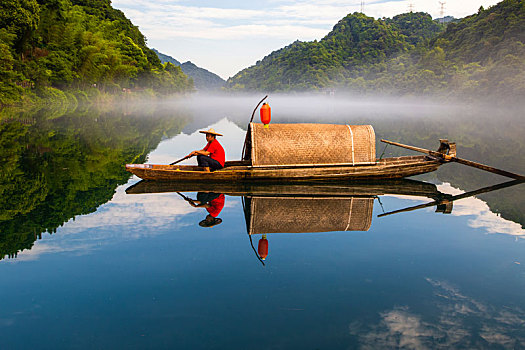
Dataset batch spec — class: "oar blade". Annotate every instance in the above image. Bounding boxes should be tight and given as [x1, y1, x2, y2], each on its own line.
[381, 139, 525, 180]
[450, 157, 525, 180]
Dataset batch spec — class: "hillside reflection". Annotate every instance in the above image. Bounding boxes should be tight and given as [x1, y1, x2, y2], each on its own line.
[0, 105, 189, 260]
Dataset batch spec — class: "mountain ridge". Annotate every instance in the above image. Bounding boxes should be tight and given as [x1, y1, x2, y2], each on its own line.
[153, 49, 226, 91]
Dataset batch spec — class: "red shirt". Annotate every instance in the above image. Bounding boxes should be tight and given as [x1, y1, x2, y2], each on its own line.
[203, 139, 225, 166]
[206, 194, 225, 217]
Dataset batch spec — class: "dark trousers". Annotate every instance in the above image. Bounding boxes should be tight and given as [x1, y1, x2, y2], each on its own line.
[197, 192, 220, 204]
[197, 155, 223, 171]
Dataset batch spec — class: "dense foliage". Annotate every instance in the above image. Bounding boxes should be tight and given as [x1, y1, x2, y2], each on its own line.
[0, 0, 193, 106]
[227, 0, 525, 101]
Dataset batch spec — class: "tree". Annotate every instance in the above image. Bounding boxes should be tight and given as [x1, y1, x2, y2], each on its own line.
[0, 0, 40, 54]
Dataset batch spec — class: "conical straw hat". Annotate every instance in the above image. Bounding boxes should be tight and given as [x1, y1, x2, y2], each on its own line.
[199, 128, 223, 136]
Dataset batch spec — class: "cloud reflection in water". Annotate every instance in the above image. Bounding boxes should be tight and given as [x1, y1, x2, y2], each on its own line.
[10, 186, 236, 262]
[350, 278, 525, 349]
[437, 183, 524, 238]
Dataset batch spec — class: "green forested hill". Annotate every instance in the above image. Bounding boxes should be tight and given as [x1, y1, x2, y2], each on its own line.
[227, 12, 443, 91]
[180, 61, 225, 91]
[385, 12, 444, 46]
[0, 0, 193, 106]
[227, 0, 525, 100]
[153, 48, 181, 66]
[437, 1, 525, 64]
[430, 0, 525, 97]
[153, 49, 226, 91]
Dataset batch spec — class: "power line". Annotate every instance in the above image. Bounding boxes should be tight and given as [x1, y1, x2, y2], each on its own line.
[439, 1, 446, 23]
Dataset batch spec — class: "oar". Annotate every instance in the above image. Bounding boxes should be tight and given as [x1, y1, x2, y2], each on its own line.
[175, 191, 200, 208]
[175, 191, 192, 201]
[381, 139, 525, 180]
[378, 179, 524, 218]
[170, 155, 192, 165]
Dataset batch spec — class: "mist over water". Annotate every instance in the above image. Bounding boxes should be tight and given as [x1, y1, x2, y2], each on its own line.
[119, 92, 523, 131]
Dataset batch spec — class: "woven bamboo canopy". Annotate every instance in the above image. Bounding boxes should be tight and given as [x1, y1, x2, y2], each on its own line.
[246, 123, 376, 166]
[247, 197, 373, 234]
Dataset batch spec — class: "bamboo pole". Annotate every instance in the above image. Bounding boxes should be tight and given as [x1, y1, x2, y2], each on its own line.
[170, 155, 192, 165]
[241, 95, 268, 160]
[381, 139, 525, 180]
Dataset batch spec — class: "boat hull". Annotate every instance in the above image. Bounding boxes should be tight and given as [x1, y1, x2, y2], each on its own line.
[125, 155, 442, 182]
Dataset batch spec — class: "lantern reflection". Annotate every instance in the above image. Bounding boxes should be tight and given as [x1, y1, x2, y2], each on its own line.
[258, 234, 269, 260]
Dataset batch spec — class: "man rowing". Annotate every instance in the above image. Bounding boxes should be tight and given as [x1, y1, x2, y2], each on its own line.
[187, 128, 225, 172]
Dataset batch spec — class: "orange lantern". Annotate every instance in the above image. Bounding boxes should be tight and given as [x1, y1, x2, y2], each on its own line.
[258, 234, 269, 260]
[260, 103, 271, 128]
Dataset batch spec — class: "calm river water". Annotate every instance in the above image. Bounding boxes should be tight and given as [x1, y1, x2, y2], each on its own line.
[1, 95, 524, 349]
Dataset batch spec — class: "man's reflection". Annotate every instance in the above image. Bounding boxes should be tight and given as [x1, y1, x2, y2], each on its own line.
[187, 192, 225, 228]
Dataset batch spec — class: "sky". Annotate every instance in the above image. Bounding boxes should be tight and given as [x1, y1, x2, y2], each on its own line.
[112, 0, 502, 80]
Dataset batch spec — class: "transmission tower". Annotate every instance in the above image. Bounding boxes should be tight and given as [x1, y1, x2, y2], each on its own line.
[408, 3, 414, 12]
[360, 0, 365, 13]
[439, 1, 446, 23]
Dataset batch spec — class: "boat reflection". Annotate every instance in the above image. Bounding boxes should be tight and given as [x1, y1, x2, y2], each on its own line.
[127, 180, 442, 264]
[127, 180, 441, 263]
[128, 179, 441, 264]
[127, 179, 524, 265]
[378, 179, 523, 217]
[126, 179, 443, 198]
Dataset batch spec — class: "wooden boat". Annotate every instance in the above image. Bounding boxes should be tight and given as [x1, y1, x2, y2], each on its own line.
[125, 156, 443, 182]
[126, 121, 524, 182]
[126, 123, 447, 182]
